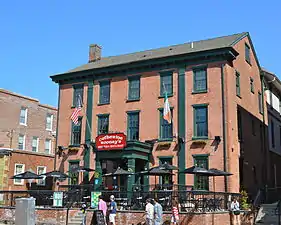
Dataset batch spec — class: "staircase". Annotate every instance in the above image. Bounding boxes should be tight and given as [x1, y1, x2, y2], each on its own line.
[68, 212, 85, 225]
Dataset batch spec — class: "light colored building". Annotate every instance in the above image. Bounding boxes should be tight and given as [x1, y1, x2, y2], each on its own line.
[0, 89, 57, 190]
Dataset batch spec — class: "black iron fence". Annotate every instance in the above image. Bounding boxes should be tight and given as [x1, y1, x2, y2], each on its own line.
[0, 188, 240, 213]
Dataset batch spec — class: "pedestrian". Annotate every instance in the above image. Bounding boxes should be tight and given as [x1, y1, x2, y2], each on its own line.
[171, 200, 179, 225]
[98, 195, 107, 222]
[230, 197, 241, 225]
[152, 198, 163, 225]
[144, 198, 154, 225]
[81, 203, 87, 225]
[109, 195, 117, 225]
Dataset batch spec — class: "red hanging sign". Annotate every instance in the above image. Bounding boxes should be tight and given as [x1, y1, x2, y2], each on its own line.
[95, 133, 127, 150]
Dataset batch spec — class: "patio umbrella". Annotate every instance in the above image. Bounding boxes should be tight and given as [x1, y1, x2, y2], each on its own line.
[41, 170, 69, 179]
[11, 171, 42, 179]
[179, 166, 214, 176]
[209, 168, 232, 192]
[68, 166, 95, 173]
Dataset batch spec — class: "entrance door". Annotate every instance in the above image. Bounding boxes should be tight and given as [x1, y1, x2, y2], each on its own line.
[69, 161, 79, 185]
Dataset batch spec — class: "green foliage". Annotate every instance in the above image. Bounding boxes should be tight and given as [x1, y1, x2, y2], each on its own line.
[240, 189, 250, 209]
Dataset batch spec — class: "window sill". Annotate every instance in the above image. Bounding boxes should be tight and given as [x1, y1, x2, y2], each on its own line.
[68, 144, 81, 148]
[46, 129, 52, 132]
[19, 123, 27, 126]
[126, 98, 140, 103]
[192, 136, 208, 140]
[251, 91, 255, 94]
[192, 90, 208, 94]
[158, 138, 173, 142]
[158, 94, 173, 99]
[236, 95, 242, 99]
[246, 60, 252, 66]
[97, 102, 110, 106]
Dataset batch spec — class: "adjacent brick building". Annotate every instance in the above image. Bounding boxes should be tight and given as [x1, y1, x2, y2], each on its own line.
[0, 89, 57, 190]
[51, 32, 270, 198]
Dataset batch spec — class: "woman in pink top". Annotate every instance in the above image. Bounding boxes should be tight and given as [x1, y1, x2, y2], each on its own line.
[98, 195, 108, 218]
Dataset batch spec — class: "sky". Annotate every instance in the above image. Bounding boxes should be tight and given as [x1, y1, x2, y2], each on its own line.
[0, 0, 280, 107]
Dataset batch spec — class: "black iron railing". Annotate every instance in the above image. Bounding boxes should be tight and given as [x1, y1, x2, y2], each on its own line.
[0, 189, 240, 213]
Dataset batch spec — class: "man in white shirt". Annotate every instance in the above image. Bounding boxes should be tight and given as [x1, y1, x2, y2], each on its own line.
[144, 198, 154, 225]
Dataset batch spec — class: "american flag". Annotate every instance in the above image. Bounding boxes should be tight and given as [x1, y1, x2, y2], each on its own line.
[70, 95, 82, 125]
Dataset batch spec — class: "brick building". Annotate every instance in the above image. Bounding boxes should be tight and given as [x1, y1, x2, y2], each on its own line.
[0, 89, 57, 190]
[51, 32, 269, 197]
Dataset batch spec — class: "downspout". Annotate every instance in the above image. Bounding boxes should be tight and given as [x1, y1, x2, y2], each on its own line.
[221, 64, 228, 192]
[54, 85, 61, 171]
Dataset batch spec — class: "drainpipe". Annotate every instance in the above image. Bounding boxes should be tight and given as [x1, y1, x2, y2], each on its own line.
[54, 85, 61, 171]
[221, 64, 228, 192]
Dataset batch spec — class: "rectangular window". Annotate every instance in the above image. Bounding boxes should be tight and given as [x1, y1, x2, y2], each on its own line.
[73, 84, 84, 107]
[71, 117, 82, 145]
[193, 105, 208, 138]
[193, 67, 207, 93]
[258, 92, 263, 114]
[237, 109, 242, 141]
[250, 78, 254, 93]
[37, 166, 46, 186]
[19, 107, 27, 125]
[159, 157, 173, 186]
[99, 80, 110, 104]
[97, 114, 109, 135]
[252, 120, 256, 136]
[14, 164, 25, 185]
[18, 134, 25, 150]
[127, 112, 140, 141]
[46, 114, 53, 131]
[69, 161, 80, 185]
[194, 155, 209, 190]
[236, 72, 241, 97]
[280, 126, 281, 147]
[245, 43, 251, 64]
[160, 71, 173, 96]
[271, 120, 275, 148]
[128, 76, 140, 100]
[45, 139, 51, 154]
[32, 137, 39, 152]
[159, 109, 173, 139]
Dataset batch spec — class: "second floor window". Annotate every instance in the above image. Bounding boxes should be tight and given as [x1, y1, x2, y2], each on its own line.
[45, 139, 51, 154]
[98, 114, 109, 135]
[193, 105, 208, 138]
[160, 71, 173, 96]
[159, 109, 173, 139]
[18, 134, 25, 150]
[20, 107, 27, 125]
[46, 114, 53, 131]
[99, 81, 110, 104]
[32, 137, 39, 152]
[71, 117, 82, 145]
[193, 67, 207, 92]
[245, 43, 251, 64]
[128, 76, 140, 100]
[127, 112, 139, 141]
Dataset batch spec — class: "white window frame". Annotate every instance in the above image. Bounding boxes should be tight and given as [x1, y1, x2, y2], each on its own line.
[14, 164, 25, 185]
[32, 137, 39, 152]
[46, 114, 53, 131]
[37, 166, 46, 186]
[19, 108, 28, 126]
[45, 139, 52, 154]
[18, 134, 26, 150]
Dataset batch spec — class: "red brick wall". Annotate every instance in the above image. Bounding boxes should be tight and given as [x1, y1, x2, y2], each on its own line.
[0, 207, 254, 225]
[0, 89, 57, 190]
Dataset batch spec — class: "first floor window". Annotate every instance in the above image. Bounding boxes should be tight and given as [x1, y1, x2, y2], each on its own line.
[45, 139, 51, 154]
[127, 112, 139, 140]
[71, 117, 82, 145]
[97, 114, 109, 135]
[194, 155, 209, 190]
[37, 166, 46, 186]
[18, 134, 25, 150]
[32, 137, 39, 152]
[159, 157, 173, 187]
[159, 109, 173, 139]
[14, 164, 25, 185]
